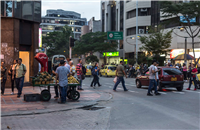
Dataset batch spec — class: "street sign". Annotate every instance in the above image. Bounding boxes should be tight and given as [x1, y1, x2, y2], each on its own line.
[103, 52, 119, 57]
[107, 31, 123, 40]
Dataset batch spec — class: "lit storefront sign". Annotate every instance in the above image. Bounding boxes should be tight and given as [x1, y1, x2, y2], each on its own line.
[103, 52, 119, 57]
[120, 59, 128, 64]
[39, 28, 42, 47]
[170, 49, 184, 59]
[189, 48, 200, 58]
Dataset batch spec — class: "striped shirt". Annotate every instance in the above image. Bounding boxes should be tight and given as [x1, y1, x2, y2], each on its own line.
[76, 63, 82, 75]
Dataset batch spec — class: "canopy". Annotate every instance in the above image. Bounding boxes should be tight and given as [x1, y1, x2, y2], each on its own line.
[173, 54, 194, 60]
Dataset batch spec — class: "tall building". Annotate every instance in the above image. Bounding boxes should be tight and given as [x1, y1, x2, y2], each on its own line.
[1, 1, 41, 86]
[101, 0, 200, 65]
[88, 17, 102, 32]
[40, 9, 87, 39]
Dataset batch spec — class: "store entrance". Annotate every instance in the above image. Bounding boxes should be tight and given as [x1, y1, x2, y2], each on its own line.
[19, 51, 30, 83]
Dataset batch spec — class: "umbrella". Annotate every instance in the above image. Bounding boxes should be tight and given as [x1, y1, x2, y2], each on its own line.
[173, 54, 194, 60]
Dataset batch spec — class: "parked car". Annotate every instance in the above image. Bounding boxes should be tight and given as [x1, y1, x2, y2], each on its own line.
[135, 67, 184, 91]
[85, 65, 92, 76]
[100, 65, 117, 77]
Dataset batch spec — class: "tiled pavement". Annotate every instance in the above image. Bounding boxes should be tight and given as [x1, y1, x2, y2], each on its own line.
[1, 86, 112, 117]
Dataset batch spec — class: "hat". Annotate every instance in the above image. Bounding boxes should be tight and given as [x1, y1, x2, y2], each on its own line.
[60, 60, 66, 64]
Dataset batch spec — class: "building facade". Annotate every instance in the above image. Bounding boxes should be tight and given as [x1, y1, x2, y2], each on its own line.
[101, 0, 200, 64]
[1, 1, 41, 86]
[40, 9, 87, 39]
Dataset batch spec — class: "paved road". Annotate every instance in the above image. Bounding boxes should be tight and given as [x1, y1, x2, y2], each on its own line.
[1, 76, 200, 130]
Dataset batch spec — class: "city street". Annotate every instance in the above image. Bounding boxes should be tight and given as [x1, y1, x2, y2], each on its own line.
[1, 76, 200, 130]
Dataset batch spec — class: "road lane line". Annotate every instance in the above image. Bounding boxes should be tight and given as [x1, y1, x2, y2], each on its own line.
[158, 92, 167, 95]
[185, 90, 200, 94]
[128, 90, 139, 93]
[106, 83, 113, 85]
[172, 91, 185, 94]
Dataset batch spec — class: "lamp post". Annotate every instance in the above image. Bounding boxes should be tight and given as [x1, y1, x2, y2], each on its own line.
[136, 0, 138, 64]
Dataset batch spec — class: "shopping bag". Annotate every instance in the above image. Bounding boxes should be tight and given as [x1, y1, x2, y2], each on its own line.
[113, 77, 117, 83]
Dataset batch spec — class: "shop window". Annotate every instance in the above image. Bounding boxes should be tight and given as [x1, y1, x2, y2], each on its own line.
[6, 1, 12, 17]
[14, 1, 22, 18]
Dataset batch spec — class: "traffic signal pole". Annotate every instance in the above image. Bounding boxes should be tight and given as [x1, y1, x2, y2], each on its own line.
[69, 36, 72, 59]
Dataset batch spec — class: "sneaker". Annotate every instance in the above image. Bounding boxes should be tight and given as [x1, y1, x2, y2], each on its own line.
[93, 86, 95, 89]
[79, 88, 84, 90]
[155, 92, 161, 95]
[17, 95, 20, 98]
[98, 85, 102, 87]
[113, 89, 117, 92]
[147, 93, 153, 96]
[124, 89, 128, 91]
[54, 96, 59, 99]
[194, 88, 197, 91]
[186, 88, 190, 90]
[11, 92, 14, 95]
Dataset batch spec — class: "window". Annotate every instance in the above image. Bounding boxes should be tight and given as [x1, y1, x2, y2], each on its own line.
[108, 67, 116, 70]
[1, 1, 5, 16]
[6, 1, 13, 17]
[127, 27, 136, 36]
[14, 1, 21, 18]
[163, 68, 182, 75]
[33, 2, 41, 22]
[127, 9, 136, 19]
[22, 1, 33, 21]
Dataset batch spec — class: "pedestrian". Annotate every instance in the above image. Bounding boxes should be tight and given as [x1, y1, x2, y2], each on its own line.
[1, 61, 7, 95]
[187, 63, 192, 80]
[76, 59, 84, 90]
[12, 58, 26, 98]
[69, 61, 76, 76]
[147, 60, 161, 96]
[52, 63, 60, 99]
[113, 61, 128, 92]
[186, 63, 198, 91]
[8, 60, 17, 95]
[65, 60, 70, 70]
[90, 63, 101, 89]
[182, 63, 187, 82]
[128, 65, 132, 78]
[197, 63, 200, 73]
[56, 60, 70, 103]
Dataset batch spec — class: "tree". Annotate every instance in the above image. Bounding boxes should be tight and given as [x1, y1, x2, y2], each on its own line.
[139, 26, 173, 57]
[73, 32, 118, 54]
[85, 55, 99, 64]
[160, 1, 200, 65]
[42, 25, 73, 58]
[73, 32, 118, 64]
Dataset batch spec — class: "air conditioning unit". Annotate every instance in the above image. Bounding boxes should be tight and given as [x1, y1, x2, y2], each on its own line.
[139, 29, 145, 34]
[141, 8, 147, 12]
[183, 0, 190, 3]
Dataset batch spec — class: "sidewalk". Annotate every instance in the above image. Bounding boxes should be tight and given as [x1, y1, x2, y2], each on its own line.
[1, 86, 112, 117]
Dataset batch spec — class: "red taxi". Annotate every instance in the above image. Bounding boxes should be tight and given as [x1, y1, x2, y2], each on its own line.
[135, 67, 184, 91]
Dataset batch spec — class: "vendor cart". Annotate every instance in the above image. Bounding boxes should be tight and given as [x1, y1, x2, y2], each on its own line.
[30, 77, 81, 101]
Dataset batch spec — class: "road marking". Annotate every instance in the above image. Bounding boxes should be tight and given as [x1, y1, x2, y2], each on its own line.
[109, 86, 112, 88]
[185, 90, 200, 94]
[158, 92, 167, 95]
[128, 90, 139, 93]
[172, 91, 185, 94]
[106, 83, 113, 85]
[10, 97, 15, 104]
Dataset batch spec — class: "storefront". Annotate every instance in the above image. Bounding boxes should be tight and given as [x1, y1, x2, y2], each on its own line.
[1, 1, 41, 86]
[100, 52, 120, 65]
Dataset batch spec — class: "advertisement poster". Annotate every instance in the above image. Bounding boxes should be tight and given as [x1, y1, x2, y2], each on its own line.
[39, 28, 42, 47]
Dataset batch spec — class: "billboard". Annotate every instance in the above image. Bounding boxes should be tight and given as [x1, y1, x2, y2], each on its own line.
[180, 16, 196, 23]
[39, 28, 42, 47]
[170, 49, 184, 59]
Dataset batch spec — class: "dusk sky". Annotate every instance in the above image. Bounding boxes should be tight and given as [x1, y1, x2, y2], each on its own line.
[42, 0, 101, 21]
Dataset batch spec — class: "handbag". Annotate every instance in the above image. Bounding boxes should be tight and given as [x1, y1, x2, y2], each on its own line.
[113, 77, 117, 83]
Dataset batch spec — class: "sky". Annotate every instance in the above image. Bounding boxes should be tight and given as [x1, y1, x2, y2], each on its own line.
[42, 0, 101, 21]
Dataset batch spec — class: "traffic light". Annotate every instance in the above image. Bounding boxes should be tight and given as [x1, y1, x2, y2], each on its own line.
[69, 37, 77, 47]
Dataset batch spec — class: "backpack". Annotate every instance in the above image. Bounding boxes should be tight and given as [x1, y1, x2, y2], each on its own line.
[15, 64, 25, 72]
[82, 66, 86, 75]
[92, 68, 97, 76]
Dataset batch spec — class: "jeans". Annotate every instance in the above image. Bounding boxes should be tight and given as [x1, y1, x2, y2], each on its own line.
[54, 85, 59, 97]
[183, 71, 187, 80]
[148, 79, 158, 94]
[77, 75, 82, 89]
[151, 79, 159, 91]
[59, 86, 67, 102]
[113, 76, 127, 90]
[128, 72, 132, 78]
[91, 75, 100, 86]
[11, 75, 15, 92]
[1, 79, 7, 94]
[188, 76, 197, 89]
[15, 76, 24, 96]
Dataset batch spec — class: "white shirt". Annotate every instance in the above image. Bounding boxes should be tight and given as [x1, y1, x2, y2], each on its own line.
[65, 63, 70, 70]
[155, 66, 159, 79]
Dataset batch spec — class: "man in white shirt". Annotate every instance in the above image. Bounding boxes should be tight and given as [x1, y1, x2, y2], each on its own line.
[64, 60, 70, 70]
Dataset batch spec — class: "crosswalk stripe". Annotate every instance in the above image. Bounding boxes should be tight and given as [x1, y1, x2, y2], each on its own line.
[185, 90, 200, 94]
[172, 91, 185, 94]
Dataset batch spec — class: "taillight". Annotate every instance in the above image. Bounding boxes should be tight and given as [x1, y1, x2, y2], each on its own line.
[107, 69, 109, 72]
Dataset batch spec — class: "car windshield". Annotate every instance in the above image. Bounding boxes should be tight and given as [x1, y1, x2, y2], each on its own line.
[163, 68, 182, 75]
[108, 67, 116, 70]
[53, 57, 64, 63]
[87, 66, 92, 69]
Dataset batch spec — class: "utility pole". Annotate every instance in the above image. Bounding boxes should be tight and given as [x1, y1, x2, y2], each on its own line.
[136, 0, 138, 64]
[184, 37, 187, 65]
[69, 36, 72, 59]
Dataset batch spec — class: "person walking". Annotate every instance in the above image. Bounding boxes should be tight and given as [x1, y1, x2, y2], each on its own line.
[8, 60, 17, 95]
[186, 63, 198, 91]
[1, 61, 7, 95]
[52, 63, 60, 99]
[12, 58, 26, 98]
[69, 61, 76, 76]
[56, 60, 70, 103]
[128, 65, 133, 78]
[182, 63, 187, 82]
[113, 61, 128, 92]
[90, 63, 101, 89]
[76, 59, 84, 90]
[147, 60, 161, 96]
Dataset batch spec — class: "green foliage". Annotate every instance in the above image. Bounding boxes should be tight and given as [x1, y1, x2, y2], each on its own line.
[42, 25, 73, 58]
[85, 55, 99, 64]
[139, 26, 173, 56]
[73, 32, 118, 55]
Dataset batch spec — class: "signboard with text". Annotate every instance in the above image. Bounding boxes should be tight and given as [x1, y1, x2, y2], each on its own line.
[103, 52, 119, 57]
[107, 31, 123, 40]
[39, 28, 42, 47]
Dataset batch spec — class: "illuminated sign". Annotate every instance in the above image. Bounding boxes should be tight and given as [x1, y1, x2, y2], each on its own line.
[120, 59, 128, 64]
[103, 52, 119, 57]
[180, 16, 196, 23]
[170, 49, 184, 59]
[39, 28, 42, 47]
